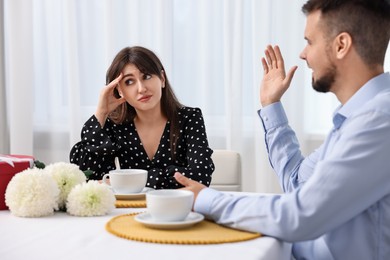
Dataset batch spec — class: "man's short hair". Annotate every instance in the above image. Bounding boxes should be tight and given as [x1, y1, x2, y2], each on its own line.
[302, 0, 390, 65]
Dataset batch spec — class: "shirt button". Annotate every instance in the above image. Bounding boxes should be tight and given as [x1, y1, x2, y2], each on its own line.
[263, 116, 268, 121]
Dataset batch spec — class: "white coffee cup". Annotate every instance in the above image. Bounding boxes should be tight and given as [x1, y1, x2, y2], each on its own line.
[146, 189, 194, 222]
[102, 169, 147, 194]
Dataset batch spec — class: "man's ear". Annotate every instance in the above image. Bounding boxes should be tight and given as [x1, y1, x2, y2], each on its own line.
[334, 32, 352, 60]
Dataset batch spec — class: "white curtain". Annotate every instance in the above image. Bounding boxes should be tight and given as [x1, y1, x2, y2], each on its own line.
[2, 0, 345, 193]
[0, 0, 8, 152]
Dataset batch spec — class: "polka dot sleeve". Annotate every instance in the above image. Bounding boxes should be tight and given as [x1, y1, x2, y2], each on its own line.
[69, 115, 118, 180]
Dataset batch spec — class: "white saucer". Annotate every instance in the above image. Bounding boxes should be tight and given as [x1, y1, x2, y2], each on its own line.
[115, 187, 154, 200]
[134, 212, 204, 230]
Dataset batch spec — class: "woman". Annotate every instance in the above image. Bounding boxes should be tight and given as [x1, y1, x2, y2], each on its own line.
[70, 46, 214, 189]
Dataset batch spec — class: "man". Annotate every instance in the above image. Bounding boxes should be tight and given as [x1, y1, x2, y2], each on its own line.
[174, 0, 390, 259]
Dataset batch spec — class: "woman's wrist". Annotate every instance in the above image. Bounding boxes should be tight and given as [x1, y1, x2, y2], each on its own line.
[94, 111, 108, 128]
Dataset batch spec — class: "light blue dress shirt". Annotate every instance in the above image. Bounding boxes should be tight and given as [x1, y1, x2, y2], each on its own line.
[195, 72, 390, 260]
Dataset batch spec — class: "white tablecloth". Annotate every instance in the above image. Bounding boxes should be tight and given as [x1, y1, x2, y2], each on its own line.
[0, 207, 291, 260]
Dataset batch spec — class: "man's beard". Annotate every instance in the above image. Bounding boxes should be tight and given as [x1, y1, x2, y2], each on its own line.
[312, 64, 336, 93]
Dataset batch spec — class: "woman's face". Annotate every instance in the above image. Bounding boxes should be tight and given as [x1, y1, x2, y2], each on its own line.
[118, 63, 165, 113]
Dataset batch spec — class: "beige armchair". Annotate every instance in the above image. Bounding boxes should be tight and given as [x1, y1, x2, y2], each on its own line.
[209, 150, 242, 191]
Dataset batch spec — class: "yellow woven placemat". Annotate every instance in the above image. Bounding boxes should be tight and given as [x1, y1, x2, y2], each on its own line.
[106, 213, 261, 244]
[115, 199, 146, 208]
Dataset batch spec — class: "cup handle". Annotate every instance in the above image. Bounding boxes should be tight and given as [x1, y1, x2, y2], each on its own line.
[102, 174, 111, 187]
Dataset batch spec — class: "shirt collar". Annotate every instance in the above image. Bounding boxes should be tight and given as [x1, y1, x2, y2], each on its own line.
[332, 72, 390, 129]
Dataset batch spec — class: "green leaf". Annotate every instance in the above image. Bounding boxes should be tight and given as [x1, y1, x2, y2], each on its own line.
[83, 169, 94, 179]
[34, 160, 46, 169]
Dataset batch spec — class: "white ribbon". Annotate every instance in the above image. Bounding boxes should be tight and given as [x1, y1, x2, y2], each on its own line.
[0, 155, 34, 168]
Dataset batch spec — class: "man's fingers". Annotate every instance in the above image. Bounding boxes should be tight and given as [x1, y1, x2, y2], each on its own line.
[261, 57, 269, 74]
[174, 172, 190, 187]
[267, 45, 278, 69]
[274, 45, 285, 69]
[285, 66, 298, 86]
[264, 48, 273, 69]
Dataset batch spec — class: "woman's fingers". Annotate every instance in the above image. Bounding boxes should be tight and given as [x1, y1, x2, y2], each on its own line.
[106, 73, 123, 89]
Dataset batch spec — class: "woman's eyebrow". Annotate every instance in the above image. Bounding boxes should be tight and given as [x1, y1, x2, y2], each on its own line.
[122, 73, 135, 78]
[122, 69, 141, 78]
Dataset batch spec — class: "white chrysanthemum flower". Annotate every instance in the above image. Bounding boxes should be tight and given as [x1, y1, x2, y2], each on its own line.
[5, 168, 59, 217]
[66, 181, 115, 217]
[45, 162, 87, 210]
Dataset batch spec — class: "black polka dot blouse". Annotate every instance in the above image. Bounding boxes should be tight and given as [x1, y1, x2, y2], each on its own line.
[69, 107, 215, 189]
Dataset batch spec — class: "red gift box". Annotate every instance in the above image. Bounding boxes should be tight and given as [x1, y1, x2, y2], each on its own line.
[0, 154, 35, 210]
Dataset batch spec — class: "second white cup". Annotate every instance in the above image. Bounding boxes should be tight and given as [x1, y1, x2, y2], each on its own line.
[146, 189, 194, 222]
[102, 169, 147, 194]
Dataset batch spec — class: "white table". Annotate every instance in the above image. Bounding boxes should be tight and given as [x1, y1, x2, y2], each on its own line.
[0, 207, 291, 260]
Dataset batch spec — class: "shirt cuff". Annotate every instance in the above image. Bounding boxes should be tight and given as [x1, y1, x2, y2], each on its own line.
[194, 188, 221, 216]
[85, 115, 102, 129]
[257, 102, 288, 131]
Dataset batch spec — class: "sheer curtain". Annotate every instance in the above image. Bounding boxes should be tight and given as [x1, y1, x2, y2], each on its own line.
[3, 0, 327, 193]
[0, 0, 7, 152]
